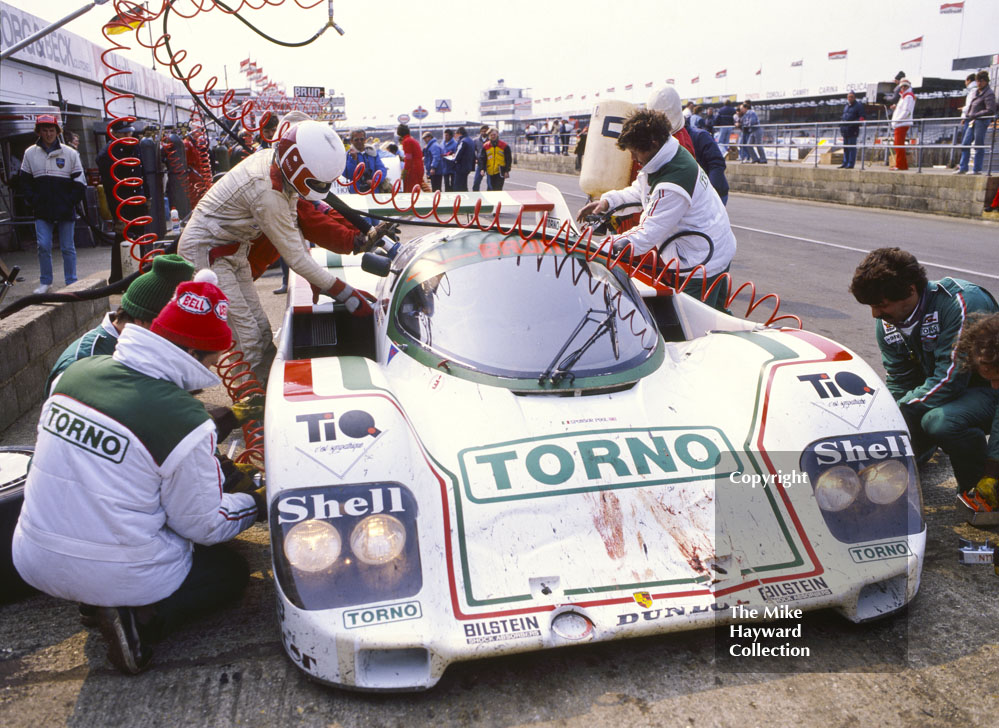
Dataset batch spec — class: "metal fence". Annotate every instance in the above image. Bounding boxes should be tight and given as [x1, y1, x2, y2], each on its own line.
[511, 115, 998, 175]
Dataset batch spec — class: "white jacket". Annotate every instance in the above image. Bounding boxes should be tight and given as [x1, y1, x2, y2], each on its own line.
[13, 325, 258, 607]
[600, 137, 737, 278]
[178, 149, 338, 291]
[892, 90, 915, 129]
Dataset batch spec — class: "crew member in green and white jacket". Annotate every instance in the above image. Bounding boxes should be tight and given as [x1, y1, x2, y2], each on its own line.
[850, 248, 999, 493]
[576, 108, 737, 310]
[13, 271, 264, 675]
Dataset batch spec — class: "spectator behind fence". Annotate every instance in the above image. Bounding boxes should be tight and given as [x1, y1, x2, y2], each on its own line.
[397, 124, 425, 193]
[715, 101, 736, 155]
[889, 79, 915, 171]
[560, 119, 570, 155]
[740, 101, 766, 164]
[956, 71, 996, 176]
[957, 72, 978, 146]
[838, 91, 866, 169]
[703, 108, 716, 136]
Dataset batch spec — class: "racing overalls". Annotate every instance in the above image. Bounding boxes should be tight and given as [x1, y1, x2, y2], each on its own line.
[178, 149, 342, 368]
[876, 278, 999, 491]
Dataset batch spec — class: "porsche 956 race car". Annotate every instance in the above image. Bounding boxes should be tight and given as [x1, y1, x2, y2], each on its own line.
[263, 187, 924, 690]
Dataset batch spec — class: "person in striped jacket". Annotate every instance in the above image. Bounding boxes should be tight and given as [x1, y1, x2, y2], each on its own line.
[850, 248, 999, 493]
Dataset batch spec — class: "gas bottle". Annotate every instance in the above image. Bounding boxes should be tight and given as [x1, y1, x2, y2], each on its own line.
[170, 208, 180, 234]
[579, 100, 637, 198]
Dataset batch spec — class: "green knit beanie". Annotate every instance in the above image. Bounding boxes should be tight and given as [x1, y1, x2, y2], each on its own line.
[121, 254, 195, 321]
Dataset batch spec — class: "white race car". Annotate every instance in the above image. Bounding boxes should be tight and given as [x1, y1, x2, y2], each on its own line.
[264, 186, 924, 690]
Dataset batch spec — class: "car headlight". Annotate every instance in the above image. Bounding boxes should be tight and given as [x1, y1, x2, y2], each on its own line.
[350, 514, 407, 565]
[284, 519, 342, 572]
[861, 459, 909, 504]
[814, 465, 861, 512]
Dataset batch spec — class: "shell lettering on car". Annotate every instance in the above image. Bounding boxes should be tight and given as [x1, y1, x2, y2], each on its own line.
[277, 486, 405, 524]
[459, 427, 741, 503]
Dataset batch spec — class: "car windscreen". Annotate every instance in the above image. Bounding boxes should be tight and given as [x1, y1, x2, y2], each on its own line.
[393, 234, 659, 383]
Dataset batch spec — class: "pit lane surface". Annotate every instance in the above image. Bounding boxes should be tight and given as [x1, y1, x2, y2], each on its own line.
[2, 176, 998, 728]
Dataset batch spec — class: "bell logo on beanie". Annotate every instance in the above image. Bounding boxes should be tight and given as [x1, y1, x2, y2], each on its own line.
[151, 269, 232, 352]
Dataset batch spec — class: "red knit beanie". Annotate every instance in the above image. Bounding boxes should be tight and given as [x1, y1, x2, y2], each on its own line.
[151, 270, 232, 352]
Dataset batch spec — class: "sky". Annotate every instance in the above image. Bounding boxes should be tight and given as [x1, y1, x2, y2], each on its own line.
[7, 0, 999, 123]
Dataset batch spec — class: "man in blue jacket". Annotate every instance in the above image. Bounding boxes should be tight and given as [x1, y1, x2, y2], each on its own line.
[422, 131, 443, 191]
[688, 125, 729, 205]
[452, 127, 476, 192]
[441, 128, 457, 191]
[850, 247, 999, 494]
[715, 102, 736, 155]
[343, 128, 388, 193]
[838, 92, 865, 169]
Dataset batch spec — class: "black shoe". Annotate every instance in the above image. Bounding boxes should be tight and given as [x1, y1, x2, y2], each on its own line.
[273, 285, 288, 295]
[79, 603, 99, 629]
[97, 606, 153, 674]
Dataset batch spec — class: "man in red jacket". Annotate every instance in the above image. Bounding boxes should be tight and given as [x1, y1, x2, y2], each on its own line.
[397, 124, 425, 193]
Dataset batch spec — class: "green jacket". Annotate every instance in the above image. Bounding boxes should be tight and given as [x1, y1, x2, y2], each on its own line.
[46, 314, 119, 396]
[877, 278, 997, 416]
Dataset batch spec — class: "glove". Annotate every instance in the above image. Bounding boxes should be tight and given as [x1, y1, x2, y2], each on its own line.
[353, 221, 401, 254]
[974, 477, 998, 510]
[231, 394, 265, 424]
[251, 485, 268, 523]
[224, 461, 261, 494]
[328, 277, 375, 317]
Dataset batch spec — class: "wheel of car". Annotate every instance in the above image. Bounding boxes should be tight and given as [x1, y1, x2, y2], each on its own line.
[0, 446, 35, 602]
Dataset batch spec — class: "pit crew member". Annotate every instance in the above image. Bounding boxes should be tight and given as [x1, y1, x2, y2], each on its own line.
[576, 109, 736, 310]
[954, 313, 999, 510]
[850, 247, 999, 493]
[178, 116, 378, 373]
[12, 273, 264, 675]
[46, 254, 195, 395]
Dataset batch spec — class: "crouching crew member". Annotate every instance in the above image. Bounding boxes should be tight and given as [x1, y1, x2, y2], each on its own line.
[13, 272, 265, 675]
[954, 313, 999, 510]
[850, 248, 999, 494]
[576, 108, 737, 310]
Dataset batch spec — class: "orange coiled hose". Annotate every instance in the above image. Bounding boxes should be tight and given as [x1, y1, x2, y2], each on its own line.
[214, 346, 266, 467]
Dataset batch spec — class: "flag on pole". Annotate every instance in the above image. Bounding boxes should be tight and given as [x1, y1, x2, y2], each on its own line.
[755, 67, 762, 75]
[625, 84, 633, 90]
[940, 2, 963, 13]
[555, 96, 561, 102]
[566, 94, 574, 99]
[715, 69, 727, 78]
[691, 76, 699, 84]
[666, 78, 675, 85]
[828, 50, 848, 60]
[900, 36, 923, 50]
[645, 81, 653, 88]
[791, 59, 803, 67]
[581, 94, 587, 99]
[106, 12, 145, 35]
[239, 58, 251, 69]
[607, 87, 615, 92]
[543, 97, 551, 102]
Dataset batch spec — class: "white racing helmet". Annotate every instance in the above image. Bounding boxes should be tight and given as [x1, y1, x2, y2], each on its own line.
[275, 120, 346, 201]
[647, 86, 684, 134]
